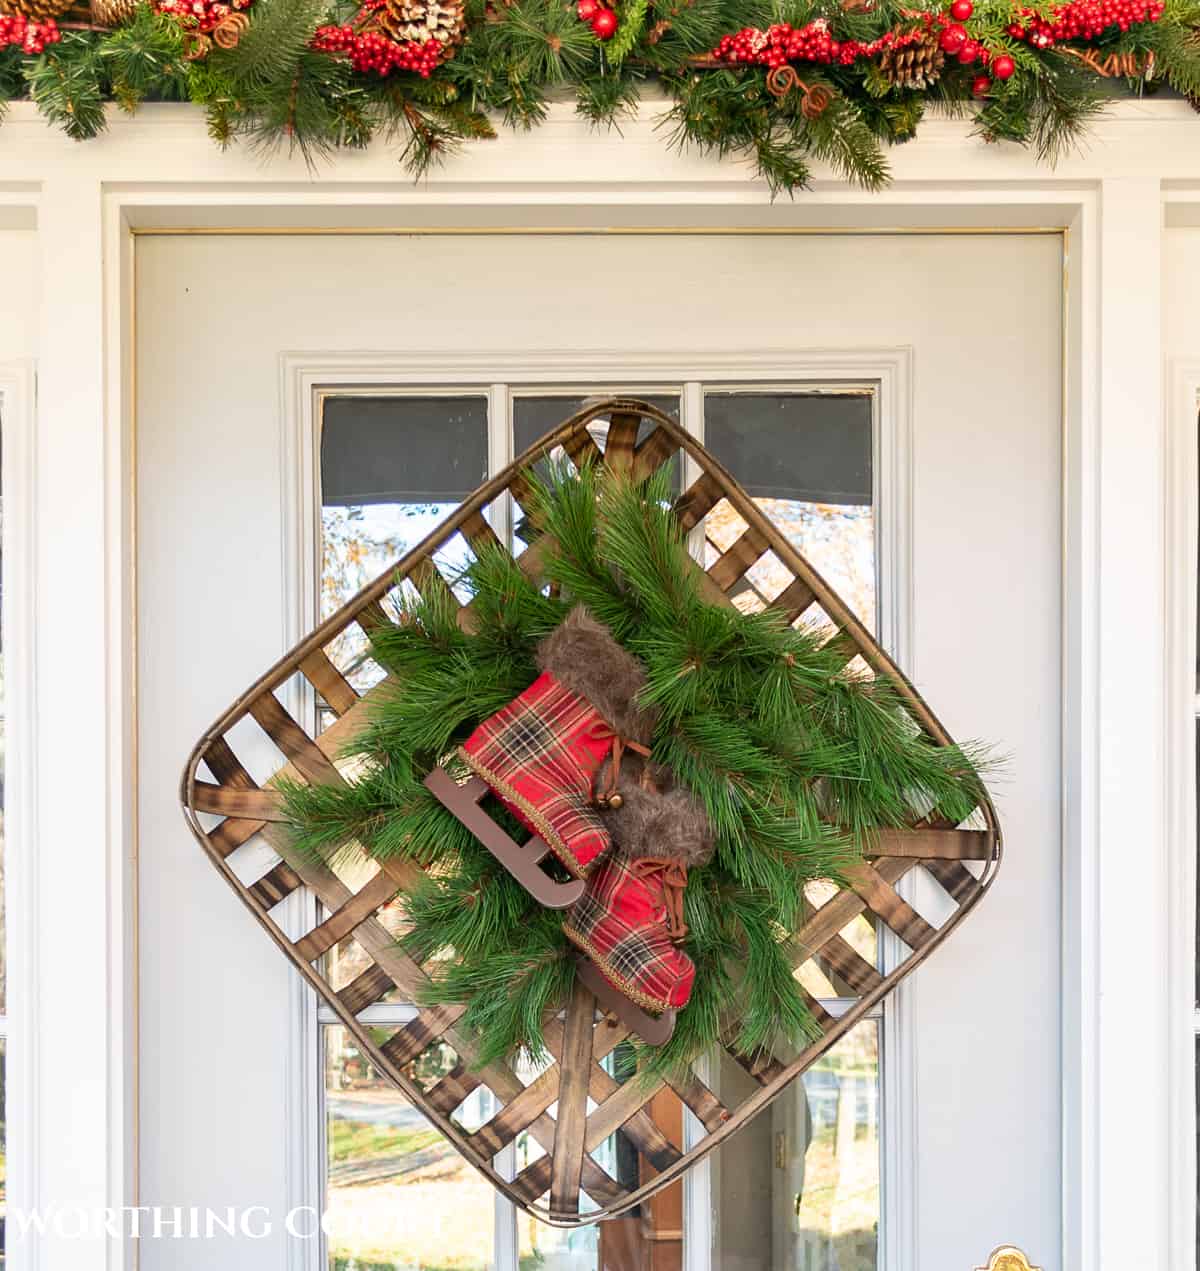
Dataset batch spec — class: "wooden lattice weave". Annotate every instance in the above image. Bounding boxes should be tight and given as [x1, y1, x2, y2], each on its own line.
[180, 398, 1001, 1225]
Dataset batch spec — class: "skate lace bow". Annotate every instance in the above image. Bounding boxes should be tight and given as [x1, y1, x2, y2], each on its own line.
[582, 718, 652, 805]
[631, 857, 689, 942]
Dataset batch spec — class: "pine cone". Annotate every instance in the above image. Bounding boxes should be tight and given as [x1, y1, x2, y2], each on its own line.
[376, 0, 465, 50]
[879, 32, 945, 90]
[90, 0, 138, 23]
[0, 0, 73, 19]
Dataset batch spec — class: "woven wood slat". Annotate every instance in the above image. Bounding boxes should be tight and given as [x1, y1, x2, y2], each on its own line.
[603, 410, 641, 474]
[248, 861, 303, 911]
[356, 599, 394, 638]
[674, 471, 724, 533]
[512, 1073, 661, 1206]
[666, 1072, 730, 1134]
[542, 1016, 680, 1173]
[249, 693, 345, 786]
[337, 963, 396, 1016]
[873, 827, 992, 859]
[631, 424, 679, 481]
[923, 857, 986, 905]
[469, 1020, 631, 1159]
[844, 861, 939, 952]
[293, 867, 406, 962]
[459, 509, 503, 554]
[770, 576, 819, 625]
[182, 397, 1001, 1227]
[381, 1004, 468, 1068]
[787, 856, 915, 968]
[426, 1062, 481, 1116]
[191, 781, 287, 821]
[549, 981, 598, 1216]
[820, 933, 884, 994]
[299, 649, 359, 716]
[209, 813, 268, 859]
[707, 523, 771, 592]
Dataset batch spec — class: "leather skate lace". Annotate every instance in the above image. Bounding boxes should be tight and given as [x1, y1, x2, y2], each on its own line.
[583, 719, 653, 804]
[631, 857, 689, 943]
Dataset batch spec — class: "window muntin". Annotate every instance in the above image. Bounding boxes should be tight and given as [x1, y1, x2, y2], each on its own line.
[315, 384, 881, 1271]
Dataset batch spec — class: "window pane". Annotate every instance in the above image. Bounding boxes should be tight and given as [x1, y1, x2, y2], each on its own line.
[703, 393, 875, 632]
[718, 1021, 880, 1270]
[324, 1024, 494, 1271]
[320, 395, 487, 697]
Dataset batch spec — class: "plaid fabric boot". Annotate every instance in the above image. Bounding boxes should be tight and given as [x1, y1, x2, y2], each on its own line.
[459, 607, 655, 879]
[564, 783, 713, 1013]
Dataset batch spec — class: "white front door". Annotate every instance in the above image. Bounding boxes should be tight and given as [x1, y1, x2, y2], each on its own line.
[135, 228, 1062, 1271]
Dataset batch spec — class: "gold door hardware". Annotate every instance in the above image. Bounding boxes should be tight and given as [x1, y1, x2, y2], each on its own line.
[975, 1247, 1041, 1271]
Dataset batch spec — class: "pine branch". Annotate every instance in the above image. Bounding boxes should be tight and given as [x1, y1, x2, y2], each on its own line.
[575, 66, 641, 126]
[213, 0, 328, 90]
[100, 3, 189, 109]
[802, 95, 890, 189]
[606, 0, 648, 64]
[26, 31, 107, 140]
[0, 45, 26, 121]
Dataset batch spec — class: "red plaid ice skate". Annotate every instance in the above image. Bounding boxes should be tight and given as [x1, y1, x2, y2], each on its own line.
[459, 671, 615, 878]
[563, 852, 696, 1013]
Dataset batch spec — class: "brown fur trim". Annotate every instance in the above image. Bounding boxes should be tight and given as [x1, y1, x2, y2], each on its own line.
[603, 783, 714, 869]
[536, 606, 656, 744]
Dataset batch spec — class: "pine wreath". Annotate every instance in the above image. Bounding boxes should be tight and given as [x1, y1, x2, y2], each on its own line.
[280, 459, 993, 1076]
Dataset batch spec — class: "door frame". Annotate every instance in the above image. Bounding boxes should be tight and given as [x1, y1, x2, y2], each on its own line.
[0, 110, 1189, 1268]
[0, 358, 39, 1266]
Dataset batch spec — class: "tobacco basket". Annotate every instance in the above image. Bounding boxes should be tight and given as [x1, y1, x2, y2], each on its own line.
[180, 398, 1001, 1226]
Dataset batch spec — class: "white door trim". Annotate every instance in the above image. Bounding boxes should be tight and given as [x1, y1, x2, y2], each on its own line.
[278, 346, 914, 1271]
[0, 358, 39, 1270]
[1166, 356, 1200, 1271]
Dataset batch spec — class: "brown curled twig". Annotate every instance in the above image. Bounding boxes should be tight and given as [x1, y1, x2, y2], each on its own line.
[766, 64, 835, 117]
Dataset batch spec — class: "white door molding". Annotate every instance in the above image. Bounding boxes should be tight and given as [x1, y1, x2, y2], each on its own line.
[0, 358, 39, 1270]
[1166, 356, 1200, 1271]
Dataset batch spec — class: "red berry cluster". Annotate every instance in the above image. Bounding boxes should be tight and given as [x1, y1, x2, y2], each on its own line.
[576, 0, 618, 41]
[155, 0, 252, 34]
[1005, 0, 1163, 46]
[713, 17, 930, 69]
[312, 22, 445, 75]
[0, 11, 61, 53]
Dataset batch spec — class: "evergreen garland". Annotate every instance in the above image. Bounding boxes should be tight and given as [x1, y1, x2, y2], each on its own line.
[280, 461, 992, 1078]
[0, 0, 1196, 192]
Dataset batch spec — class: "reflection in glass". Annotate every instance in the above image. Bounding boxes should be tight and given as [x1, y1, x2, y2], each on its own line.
[704, 393, 875, 631]
[718, 1022, 879, 1271]
[324, 1024, 494, 1271]
[320, 396, 488, 698]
